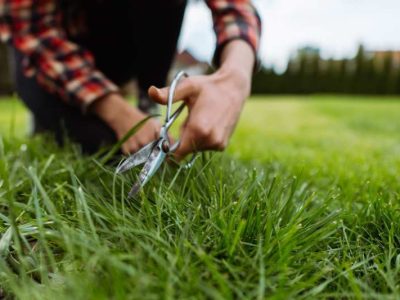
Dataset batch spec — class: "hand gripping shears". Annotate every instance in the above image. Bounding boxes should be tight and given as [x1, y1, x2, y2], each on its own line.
[116, 71, 192, 197]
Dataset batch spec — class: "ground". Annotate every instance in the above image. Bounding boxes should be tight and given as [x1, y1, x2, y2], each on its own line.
[0, 96, 399, 299]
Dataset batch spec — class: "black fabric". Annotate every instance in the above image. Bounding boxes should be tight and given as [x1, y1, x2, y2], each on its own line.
[13, 49, 117, 154]
[12, 0, 187, 154]
[74, 0, 187, 91]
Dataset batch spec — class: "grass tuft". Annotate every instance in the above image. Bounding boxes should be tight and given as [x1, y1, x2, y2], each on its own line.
[0, 96, 400, 298]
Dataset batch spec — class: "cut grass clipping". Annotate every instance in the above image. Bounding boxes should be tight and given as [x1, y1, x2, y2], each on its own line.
[0, 96, 400, 299]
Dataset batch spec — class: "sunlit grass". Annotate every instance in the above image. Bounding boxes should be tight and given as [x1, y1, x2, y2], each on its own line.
[0, 95, 400, 299]
[0, 98, 28, 138]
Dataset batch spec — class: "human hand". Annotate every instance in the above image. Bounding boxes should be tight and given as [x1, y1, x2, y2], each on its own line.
[148, 66, 251, 160]
[91, 94, 161, 154]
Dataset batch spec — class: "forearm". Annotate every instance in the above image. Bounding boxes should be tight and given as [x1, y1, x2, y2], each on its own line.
[91, 93, 127, 124]
[217, 40, 255, 99]
[90, 93, 148, 134]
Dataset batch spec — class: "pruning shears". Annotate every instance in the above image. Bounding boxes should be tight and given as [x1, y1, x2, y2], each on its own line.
[116, 71, 194, 197]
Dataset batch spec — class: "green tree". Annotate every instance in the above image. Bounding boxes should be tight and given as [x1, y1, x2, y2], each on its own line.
[382, 52, 396, 94]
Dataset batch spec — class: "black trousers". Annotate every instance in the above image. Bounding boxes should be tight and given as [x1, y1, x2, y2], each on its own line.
[13, 0, 187, 154]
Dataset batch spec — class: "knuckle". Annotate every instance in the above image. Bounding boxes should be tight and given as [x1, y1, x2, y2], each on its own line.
[184, 77, 201, 96]
[195, 126, 212, 139]
[127, 139, 139, 152]
[210, 133, 227, 151]
[218, 140, 228, 151]
[126, 146, 136, 155]
[130, 145, 139, 153]
[184, 77, 195, 89]
[137, 139, 148, 148]
[122, 145, 129, 155]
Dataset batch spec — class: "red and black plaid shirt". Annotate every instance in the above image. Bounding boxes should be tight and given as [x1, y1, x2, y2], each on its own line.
[0, 0, 261, 111]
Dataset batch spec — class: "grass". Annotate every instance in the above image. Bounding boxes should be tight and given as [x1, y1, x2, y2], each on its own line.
[0, 95, 400, 299]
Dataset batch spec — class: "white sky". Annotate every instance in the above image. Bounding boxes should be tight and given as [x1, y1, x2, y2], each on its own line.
[179, 0, 400, 71]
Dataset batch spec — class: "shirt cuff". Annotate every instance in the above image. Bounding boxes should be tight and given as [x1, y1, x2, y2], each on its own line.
[65, 70, 120, 114]
[212, 36, 262, 73]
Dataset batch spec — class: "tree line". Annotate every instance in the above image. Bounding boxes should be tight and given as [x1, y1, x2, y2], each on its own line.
[2, 43, 400, 96]
[252, 45, 400, 95]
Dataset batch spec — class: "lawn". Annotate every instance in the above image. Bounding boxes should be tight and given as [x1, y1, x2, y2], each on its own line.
[0, 95, 400, 299]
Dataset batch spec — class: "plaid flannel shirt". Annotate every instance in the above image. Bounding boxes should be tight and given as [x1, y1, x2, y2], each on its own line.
[0, 0, 261, 111]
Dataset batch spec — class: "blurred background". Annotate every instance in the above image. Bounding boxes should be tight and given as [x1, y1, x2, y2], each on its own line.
[177, 0, 400, 95]
[1, 0, 399, 96]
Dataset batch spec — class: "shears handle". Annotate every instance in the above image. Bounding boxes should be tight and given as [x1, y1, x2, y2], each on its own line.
[164, 102, 186, 131]
[162, 71, 189, 153]
[162, 71, 198, 167]
[165, 71, 189, 124]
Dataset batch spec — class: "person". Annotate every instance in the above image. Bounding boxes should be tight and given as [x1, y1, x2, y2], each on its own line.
[0, 0, 261, 158]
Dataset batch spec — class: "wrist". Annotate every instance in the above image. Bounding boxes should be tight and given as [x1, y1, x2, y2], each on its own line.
[217, 40, 254, 98]
[216, 64, 252, 99]
[91, 93, 130, 128]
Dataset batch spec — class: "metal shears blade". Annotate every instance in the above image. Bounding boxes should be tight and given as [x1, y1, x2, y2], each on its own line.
[116, 140, 157, 174]
[127, 139, 167, 197]
[115, 71, 190, 197]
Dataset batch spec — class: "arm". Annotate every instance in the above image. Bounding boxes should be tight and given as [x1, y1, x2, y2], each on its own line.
[0, 0, 160, 153]
[148, 0, 261, 159]
[0, 0, 118, 110]
[205, 0, 262, 68]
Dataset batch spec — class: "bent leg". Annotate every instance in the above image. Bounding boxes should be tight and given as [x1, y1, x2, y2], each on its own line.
[133, 0, 187, 112]
[11, 49, 117, 154]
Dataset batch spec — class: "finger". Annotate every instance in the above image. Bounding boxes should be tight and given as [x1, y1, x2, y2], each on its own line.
[121, 143, 131, 155]
[137, 128, 159, 149]
[125, 139, 140, 155]
[174, 130, 197, 161]
[148, 78, 200, 105]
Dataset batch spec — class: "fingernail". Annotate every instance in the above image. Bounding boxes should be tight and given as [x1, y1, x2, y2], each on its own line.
[149, 86, 158, 95]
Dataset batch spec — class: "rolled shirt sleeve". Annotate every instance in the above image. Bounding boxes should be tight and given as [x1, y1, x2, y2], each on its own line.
[0, 0, 119, 112]
[205, 0, 262, 68]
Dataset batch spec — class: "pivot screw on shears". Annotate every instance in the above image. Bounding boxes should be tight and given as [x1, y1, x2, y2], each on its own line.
[161, 140, 170, 153]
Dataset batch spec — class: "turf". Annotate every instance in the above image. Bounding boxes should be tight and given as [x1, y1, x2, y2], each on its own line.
[0, 95, 400, 299]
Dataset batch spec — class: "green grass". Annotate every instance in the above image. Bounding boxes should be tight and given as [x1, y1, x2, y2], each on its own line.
[0, 95, 400, 299]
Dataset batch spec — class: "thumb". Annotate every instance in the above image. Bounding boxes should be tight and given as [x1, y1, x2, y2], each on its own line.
[148, 78, 199, 105]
